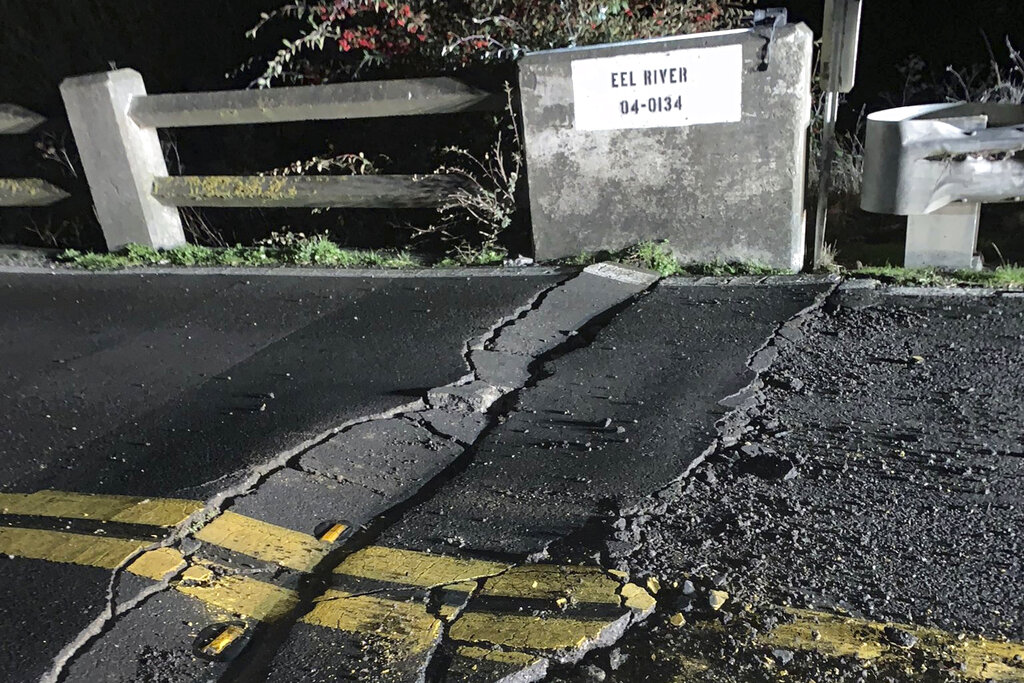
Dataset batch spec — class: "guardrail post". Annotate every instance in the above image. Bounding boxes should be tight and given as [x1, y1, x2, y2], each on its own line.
[905, 203, 981, 270]
[60, 69, 185, 250]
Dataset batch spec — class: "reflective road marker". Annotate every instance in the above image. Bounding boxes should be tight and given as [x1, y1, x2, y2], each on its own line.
[201, 624, 247, 657]
[0, 490, 655, 673]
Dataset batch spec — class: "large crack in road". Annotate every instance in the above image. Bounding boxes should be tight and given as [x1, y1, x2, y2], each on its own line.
[41, 264, 659, 683]
[346, 276, 837, 682]
[24, 273, 1017, 683]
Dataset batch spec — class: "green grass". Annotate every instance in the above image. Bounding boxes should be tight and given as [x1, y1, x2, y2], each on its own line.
[621, 241, 683, 276]
[560, 251, 600, 267]
[614, 241, 786, 278]
[853, 265, 1024, 288]
[58, 239, 420, 271]
[57, 237, 1023, 287]
[436, 247, 507, 267]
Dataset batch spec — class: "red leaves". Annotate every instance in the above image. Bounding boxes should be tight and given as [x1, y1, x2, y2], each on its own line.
[266, 0, 749, 79]
[310, 0, 428, 58]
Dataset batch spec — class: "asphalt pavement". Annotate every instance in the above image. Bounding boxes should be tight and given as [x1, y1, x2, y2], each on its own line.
[2, 269, 1023, 683]
[585, 284, 1024, 683]
[0, 269, 566, 682]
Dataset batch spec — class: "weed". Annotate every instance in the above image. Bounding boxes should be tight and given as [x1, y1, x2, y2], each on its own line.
[562, 252, 601, 267]
[56, 250, 129, 271]
[946, 37, 1024, 104]
[817, 242, 841, 273]
[436, 246, 507, 267]
[621, 241, 682, 276]
[288, 234, 346, 266]
[361, 250, 417, 268]
[123, 243, 162, 265]
[414, 84, 522, 260]
[164, 244, 220, 266]
[575, 241, 785, 277]
[264, 151, 386, 178]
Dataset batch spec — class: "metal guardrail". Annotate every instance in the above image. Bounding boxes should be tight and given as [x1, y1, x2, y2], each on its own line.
[60, 70, 499, 250]
[861, 102, 1024, 269]
[0, 104, 69, 208]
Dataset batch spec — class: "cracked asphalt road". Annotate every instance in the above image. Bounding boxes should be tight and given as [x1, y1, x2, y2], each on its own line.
[0, 269, 565, 682]
[559, 285, 1024, 683]
[2, 270, 1024, 683]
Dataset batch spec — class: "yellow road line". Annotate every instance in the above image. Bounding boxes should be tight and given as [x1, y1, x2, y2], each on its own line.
[478, 564, 624, 606]
[0, 528, 300, 624]
[127, 547, 188, 580]
[438, 581, 479, 622]
[178, 573, 300, 623]
[0, 526, 193, 583]
[759, 608, 1024, 682]
[0, 525, 645, 665]
[10, 524, 1016, 681]
[0, 490, 331, 572]
[193, 511, 330, 573]
[334, 545, 510, 588]
[448, 611, 624, 651]
[0, 526, 149, 570]
[302, 589, 442, 653]
[456, 645, 546, 666]
[0, 493, 653, 664]
[0, 490, 202, 527]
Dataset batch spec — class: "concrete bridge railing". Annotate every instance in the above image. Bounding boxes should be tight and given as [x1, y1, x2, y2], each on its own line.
[0, 104, 70, 209]
[59, 70, 502, 251]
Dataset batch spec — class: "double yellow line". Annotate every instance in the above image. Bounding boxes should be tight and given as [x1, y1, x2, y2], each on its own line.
[5, 490, 1023, 682]
[0, 490, 655, 666]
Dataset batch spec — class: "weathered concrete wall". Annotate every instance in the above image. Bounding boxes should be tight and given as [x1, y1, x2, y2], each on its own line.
[519, 25, 813, 270]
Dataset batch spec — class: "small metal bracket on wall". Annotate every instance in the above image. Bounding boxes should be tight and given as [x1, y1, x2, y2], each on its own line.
[752, 8, 788, 71]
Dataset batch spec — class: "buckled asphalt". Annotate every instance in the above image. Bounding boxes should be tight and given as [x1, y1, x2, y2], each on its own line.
[2, 267, 1023, 683]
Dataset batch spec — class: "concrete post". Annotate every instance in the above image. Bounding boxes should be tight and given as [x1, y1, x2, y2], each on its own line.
[60, 69, 185, 250]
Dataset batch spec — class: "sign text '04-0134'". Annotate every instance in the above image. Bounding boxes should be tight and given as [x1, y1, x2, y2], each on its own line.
[570, 44, 743, 131]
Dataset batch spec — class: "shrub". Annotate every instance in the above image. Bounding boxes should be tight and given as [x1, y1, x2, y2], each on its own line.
[886, 38, 1024, 106]
[245, 1, 757, 85]
[411, 84, 521, 259]
[431, 0, 756, 65]
[247, 1, 431, 86]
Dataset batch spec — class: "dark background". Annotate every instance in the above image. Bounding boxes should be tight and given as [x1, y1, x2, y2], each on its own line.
[3, 1, 1020, 118]
[0, 0, 1021, 251]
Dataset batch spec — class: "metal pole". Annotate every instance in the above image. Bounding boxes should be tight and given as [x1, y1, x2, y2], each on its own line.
[813, 90, 839, 269]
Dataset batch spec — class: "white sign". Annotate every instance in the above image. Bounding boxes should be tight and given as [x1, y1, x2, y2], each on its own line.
[571, 45, 743, 131]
